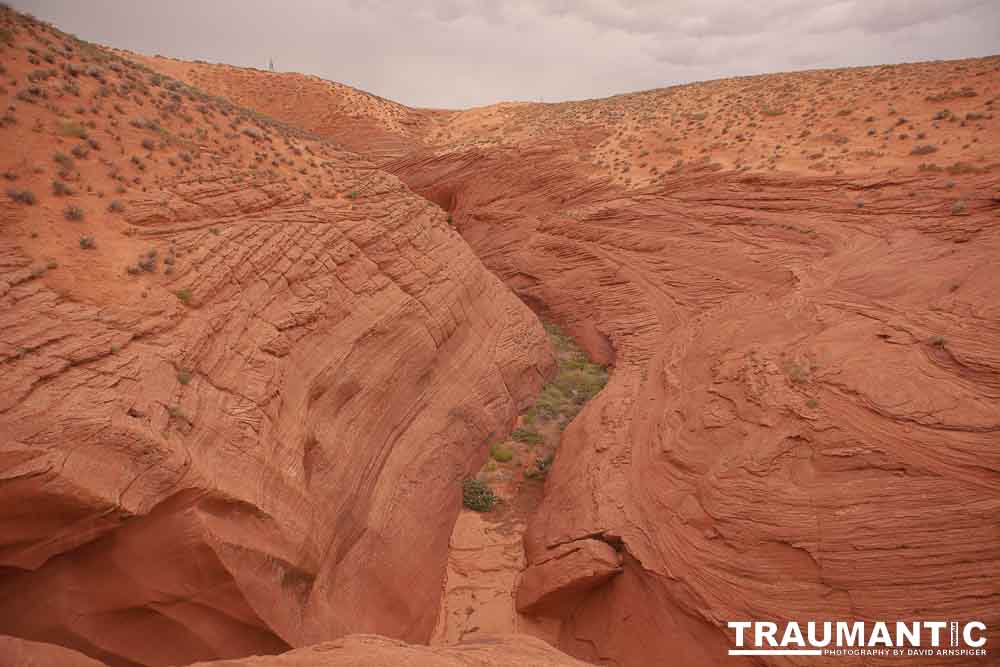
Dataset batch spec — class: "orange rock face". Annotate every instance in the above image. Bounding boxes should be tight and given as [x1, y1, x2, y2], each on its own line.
[0, 9, 552, 666]
[185, 634, 591, 667]
[3, 5, 1000, 667]
[3, 633, 591, 667]
[386, 63, 1000, 663]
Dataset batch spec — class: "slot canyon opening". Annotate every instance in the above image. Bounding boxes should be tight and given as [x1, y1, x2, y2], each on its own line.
[433, 319, 611, 645]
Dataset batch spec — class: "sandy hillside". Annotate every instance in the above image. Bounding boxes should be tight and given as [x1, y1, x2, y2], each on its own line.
[3, 5, 1000, 667]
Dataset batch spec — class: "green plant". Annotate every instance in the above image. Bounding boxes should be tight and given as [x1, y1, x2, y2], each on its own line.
[462, 478, 496, 512]
[64, 203, 84, 220]
[52, 179, 73, 196]
[525, 453, 555, 480]
[929, 335, 946, 348]
[79, 234, 96, 249]
[177, 369, 192, 385]
[490, 443, 513, 462]
[53, 151, 74, 169]
[511, 427, 543, 445]
[167, 405, 188, 421]
[108, 199, 124, 213]
[6, 187, 36, 204]
[176, 287, 192, 303]
[910, 144, 938, 156]
[57, 119, 88, 138]
[784, 359, 812, 384]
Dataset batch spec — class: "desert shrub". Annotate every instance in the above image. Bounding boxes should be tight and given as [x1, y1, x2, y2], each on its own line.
[141, 137, 155, 151]
[63, 203, 84, 220]
[52, 180, 73, 196]
[951, 200, 967, 215]
[57, 120, 87, 138]
[107, 199, 124, 213]
[6, 187, 36, 204]
[926, 87, 976, 103]
[79, 234, 96, 249]
[910, 144, 938, 156]
[53, 151, 74, 169]
[177, 369, 192, 385]
[70, 144, 89, 159]
[490, 443, 514, 462]
[512, 427, 543, 445]
[784, 359, 812, 384]
[462, 478, 496, 512]
[167, 405, 188, 420]
[175, 287, 192, 303]
[525, 453, 555, 480]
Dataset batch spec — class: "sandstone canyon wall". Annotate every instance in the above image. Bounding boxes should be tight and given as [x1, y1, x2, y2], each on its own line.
[0, 9, 553, 666]
[2, 5, 1000, 666]
[389, 137, 1000, 666]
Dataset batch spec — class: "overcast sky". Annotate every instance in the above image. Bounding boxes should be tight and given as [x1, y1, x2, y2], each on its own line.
[10, 1, 1000, 108]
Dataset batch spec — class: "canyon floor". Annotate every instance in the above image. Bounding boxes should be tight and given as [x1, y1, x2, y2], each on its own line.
[1, 6, 999, 667]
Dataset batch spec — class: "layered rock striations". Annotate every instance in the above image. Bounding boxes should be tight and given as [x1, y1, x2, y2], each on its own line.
[0, 9, 552, 666]
[3, 5, 1000, 666]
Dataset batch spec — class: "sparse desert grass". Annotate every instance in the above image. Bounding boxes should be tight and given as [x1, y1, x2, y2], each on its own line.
[6, 187, 36, 204]
[53, 151, 74, 169]
[490, 442, 513, 462]
[784, 358, 813, 384]
[57, 119, 88, 139]
[63, 203, 84, 220]
[512, 427, 543, 445]
[910, 144, 938, 156]
[462, 478, 496, 512]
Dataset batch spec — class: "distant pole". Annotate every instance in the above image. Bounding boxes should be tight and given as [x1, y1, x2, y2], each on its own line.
[268, 58, 275, 72]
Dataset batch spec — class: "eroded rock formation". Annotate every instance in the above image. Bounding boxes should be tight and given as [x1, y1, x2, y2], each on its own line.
[3, 633, 590, 667]
[3, 5, 999, 666]
[390, 148, 1000, 665]
[0, 9, 552, 666]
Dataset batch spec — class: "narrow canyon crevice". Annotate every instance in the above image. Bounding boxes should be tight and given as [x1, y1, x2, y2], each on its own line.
[431, 320, 613, 648]
[388, 149, 1000, 664]
[2, 7, 998, 665]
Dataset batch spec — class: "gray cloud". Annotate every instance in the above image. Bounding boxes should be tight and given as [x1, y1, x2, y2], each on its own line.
[9, 1, 1000, 108]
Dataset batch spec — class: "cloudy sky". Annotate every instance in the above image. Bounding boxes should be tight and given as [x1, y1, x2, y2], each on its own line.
[10, 1, 1000, 108]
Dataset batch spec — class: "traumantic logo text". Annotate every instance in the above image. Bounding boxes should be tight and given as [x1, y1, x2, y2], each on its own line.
[727, 621, 988, 658]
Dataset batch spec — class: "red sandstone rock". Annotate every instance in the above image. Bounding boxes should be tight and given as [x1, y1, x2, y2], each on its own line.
[3, 633, 591, 666]
[516, 538, 622, 615]
[186, 634, 591, 666]
[2, 635, 108, 667]
[3, 6, 1000, 667]
[388, 91, 1000, 666]
[0, 9, 553, 666]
